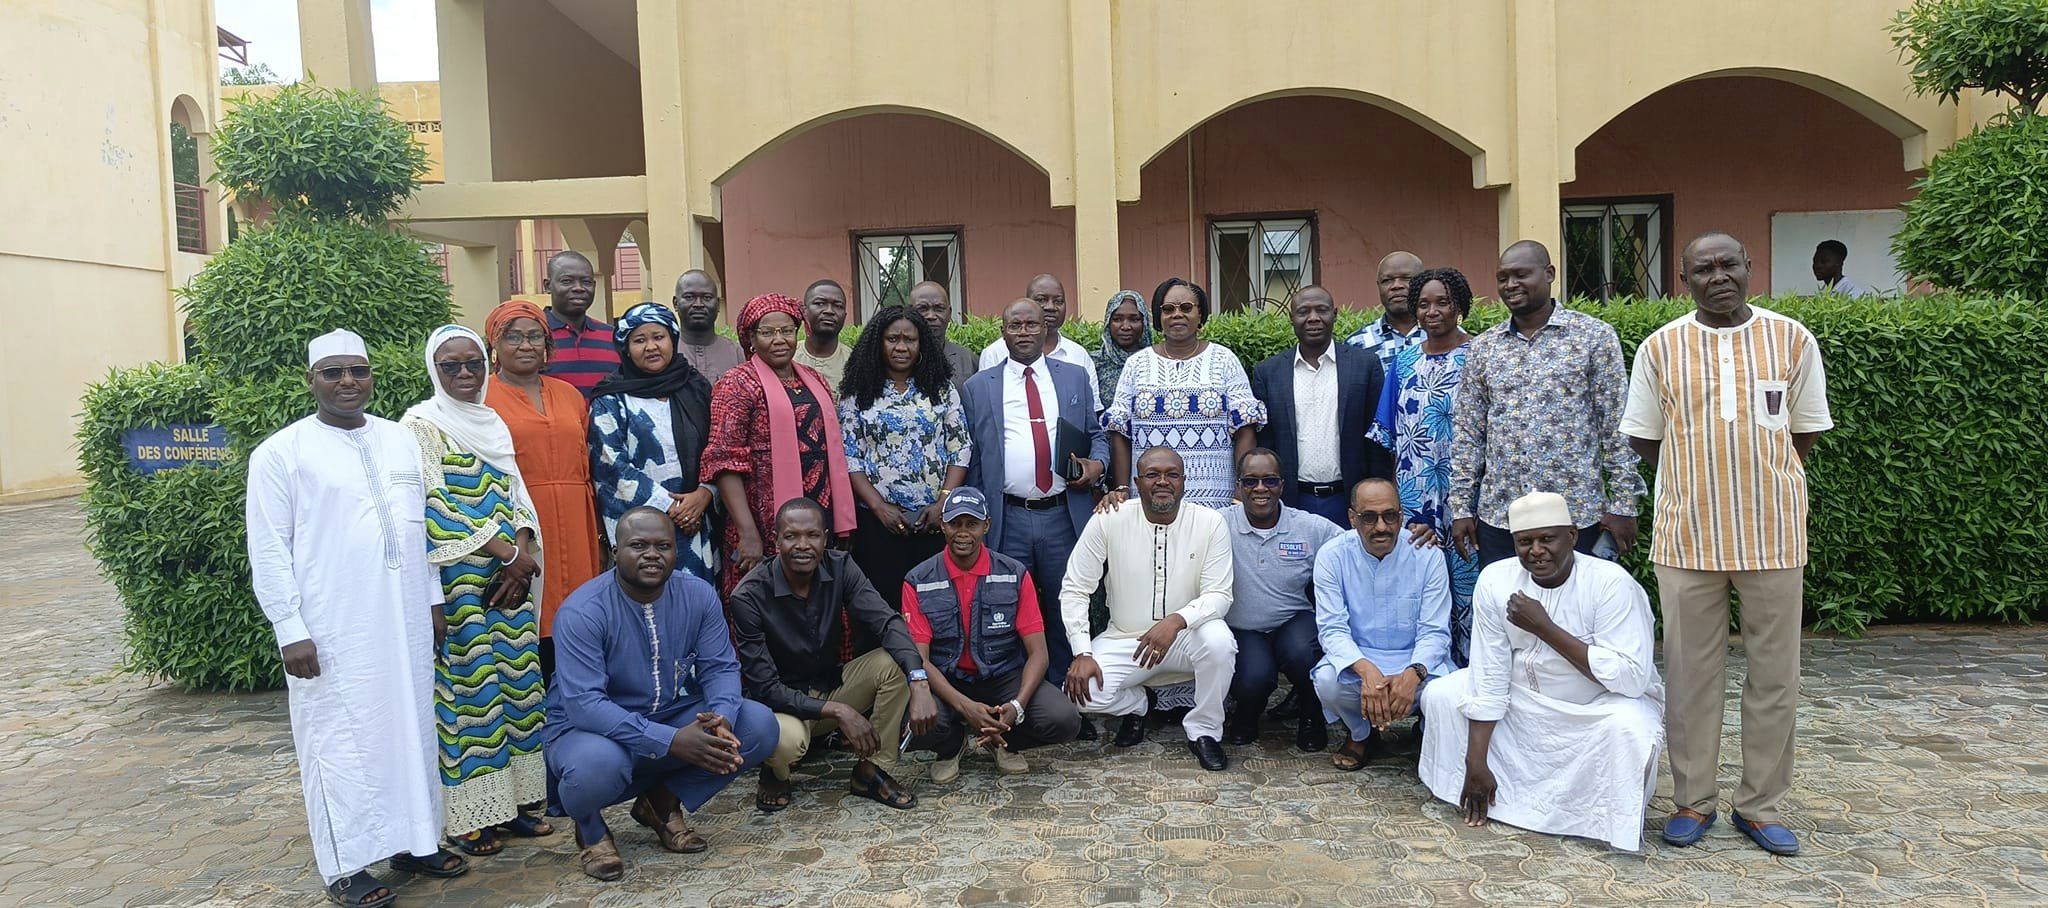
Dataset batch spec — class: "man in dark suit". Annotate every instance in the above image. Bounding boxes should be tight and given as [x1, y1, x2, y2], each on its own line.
[960, 298, 1109, 690]
[1251, 285, 1395, 527]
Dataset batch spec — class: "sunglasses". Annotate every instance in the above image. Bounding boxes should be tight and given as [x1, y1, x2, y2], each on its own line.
[435, 358, 487, 376]
[1238, 476, 1283, 489]
[1351, 509, 1406, 527]
[315, 365, 373, 382]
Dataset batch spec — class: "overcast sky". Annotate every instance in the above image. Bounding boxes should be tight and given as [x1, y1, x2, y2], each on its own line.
[215, 0, 440, 82]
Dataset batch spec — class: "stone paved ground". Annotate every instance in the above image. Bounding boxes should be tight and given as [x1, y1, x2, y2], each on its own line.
[4, 497, 2046, 907]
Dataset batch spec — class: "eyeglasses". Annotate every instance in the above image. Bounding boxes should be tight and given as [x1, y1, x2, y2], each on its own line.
[1351, 509, 1405, 527]
[1238, 476, 1283, 489]
[500, 331, 548, 348]
[752, 325, 799, 341]
[315, 365, 373, 382]
[435, 358, 487, 376]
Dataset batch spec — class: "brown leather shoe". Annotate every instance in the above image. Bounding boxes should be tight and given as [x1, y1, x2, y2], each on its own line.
[630, 793, 708, 854]
[577, 834, 625, 881]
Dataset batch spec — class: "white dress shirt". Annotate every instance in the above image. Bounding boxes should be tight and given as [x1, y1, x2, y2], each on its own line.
[981, 336, 1101, 412]
[999, 355, 1068, 499]
[1291, 345, 1342, 483]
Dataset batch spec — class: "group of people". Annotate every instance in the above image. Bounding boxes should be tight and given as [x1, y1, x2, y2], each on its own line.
[248, 230, 1831, 905]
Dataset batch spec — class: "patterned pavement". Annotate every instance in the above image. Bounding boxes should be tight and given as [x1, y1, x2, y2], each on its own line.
[3, 497, 2045, 907]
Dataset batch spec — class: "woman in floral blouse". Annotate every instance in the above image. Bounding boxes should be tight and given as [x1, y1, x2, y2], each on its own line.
[837, 305, 971, 610]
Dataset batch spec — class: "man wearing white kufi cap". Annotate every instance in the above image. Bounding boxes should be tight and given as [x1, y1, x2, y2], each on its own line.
[1416, 491, 1665, 851]
[246, 329, 471, 905]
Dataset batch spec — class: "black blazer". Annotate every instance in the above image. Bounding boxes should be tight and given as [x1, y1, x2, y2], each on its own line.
[1250, 342, 1394, 499]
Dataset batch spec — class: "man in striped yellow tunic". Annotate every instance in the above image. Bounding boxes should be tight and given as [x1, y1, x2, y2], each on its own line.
[1622, 231, 1832, 856]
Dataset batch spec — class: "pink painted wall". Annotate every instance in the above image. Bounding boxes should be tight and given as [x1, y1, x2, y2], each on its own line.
[1567, 77, 1919, 295]
[1119, 95, 1503, 312]
[718, 113, 1075, 321]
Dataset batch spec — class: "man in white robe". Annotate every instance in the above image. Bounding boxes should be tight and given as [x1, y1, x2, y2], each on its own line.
[246, 329, 466, 905]
[1418, 491, 1664, 851]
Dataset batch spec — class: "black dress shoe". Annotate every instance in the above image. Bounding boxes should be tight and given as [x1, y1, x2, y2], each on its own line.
[1268, 687, 1301, 720]
[1296, 715, 1328, 753]
[1075, 717, 1099, 741]
[1187, 736, 1228, 771]
[1222, 708, 1259, 746]
[1113, 715, 1147, 747]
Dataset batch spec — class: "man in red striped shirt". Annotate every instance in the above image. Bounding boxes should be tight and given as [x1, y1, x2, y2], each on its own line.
[541, 251, 620, 397]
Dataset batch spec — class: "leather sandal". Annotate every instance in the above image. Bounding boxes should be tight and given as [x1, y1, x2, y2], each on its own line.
[578, 834, 625, 881]
[630, 793, 707, 854]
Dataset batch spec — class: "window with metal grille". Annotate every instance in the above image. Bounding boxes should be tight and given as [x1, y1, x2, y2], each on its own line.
[855, 230, 963, 322]
[1561, 198, 1670, 302]
[1208, 216, 1314, 312]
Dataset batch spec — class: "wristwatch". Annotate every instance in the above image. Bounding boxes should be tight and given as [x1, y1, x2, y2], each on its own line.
[1407, 663, 1427, 682]
[907, 668, 929, 683]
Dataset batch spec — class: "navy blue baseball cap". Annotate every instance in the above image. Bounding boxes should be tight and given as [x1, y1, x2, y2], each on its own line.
[940, 487, 990, 523]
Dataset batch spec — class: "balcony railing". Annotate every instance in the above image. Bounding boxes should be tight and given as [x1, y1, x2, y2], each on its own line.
[173, 182, 206, 254]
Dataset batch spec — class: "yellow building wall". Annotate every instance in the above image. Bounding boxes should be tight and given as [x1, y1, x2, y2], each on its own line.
[1, 0, 217, 500]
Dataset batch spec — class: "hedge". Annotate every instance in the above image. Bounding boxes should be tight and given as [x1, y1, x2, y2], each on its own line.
[941, 294, 2048, 634]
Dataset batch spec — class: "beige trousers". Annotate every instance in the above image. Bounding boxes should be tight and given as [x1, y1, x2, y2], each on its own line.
[1655, 563, 1804, 821]
[766, 648, 909, 778]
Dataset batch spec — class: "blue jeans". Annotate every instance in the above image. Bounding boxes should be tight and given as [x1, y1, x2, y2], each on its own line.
[1227, 611, 1322, 714]
[994, 502, 1077, 682]
[546, 699, 778, 844]
[1312, 662, 1426, 743]
[1287, 487, 1351, 529]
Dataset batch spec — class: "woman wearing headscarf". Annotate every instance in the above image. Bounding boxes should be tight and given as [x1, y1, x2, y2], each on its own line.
[702, 293, 857, 593]
[482, 299, 602, 681]
[1091, 289, 1153, 405]
[401, 325, 550, 857]
[836, 304, 971, 611]
[588, 302, 719, 584]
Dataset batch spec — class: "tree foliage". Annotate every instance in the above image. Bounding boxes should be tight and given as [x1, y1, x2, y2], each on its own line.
[213, 82, 429, 222]
[1890, 0, 2048, 112]
[220, 62, 282, 86]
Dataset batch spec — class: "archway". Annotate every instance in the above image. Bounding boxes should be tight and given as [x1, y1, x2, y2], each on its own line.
[1122, 94, 1499, 313]
[1567, 75, 1923, 297]
[169, 94, 210, 254]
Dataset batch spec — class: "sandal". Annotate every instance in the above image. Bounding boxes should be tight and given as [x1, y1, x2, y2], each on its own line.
[755, 767, 793, 813]
[630, 793, 707, 854]
[1331, 737, 1370, 772]
[446, 828, 503, 856]
[495, 812, 554, 838]
[324, 871, 394, 907]
[847, 766, 917, 810]
[389, 847, 470, 879]
[577, 833, 625, 882]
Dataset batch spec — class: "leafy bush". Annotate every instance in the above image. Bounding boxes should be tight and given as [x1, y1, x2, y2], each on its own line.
[213, 82, 429, 222]
[949, 296, 2048, 635]
[1890, 0, 2048, 110]
[80, 85, 447, 690]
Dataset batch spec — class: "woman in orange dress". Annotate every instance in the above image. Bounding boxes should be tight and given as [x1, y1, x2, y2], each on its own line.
[483, 299, 604, 681]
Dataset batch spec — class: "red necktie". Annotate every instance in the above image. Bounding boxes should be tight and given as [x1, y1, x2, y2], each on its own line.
[1024, 365, 1054, 492]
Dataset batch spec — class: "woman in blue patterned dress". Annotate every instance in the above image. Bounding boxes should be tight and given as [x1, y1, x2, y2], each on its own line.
[1371, 267, 1480, 666]
[401, 325, 550, 856]
[1104, 278, 1266, 509]
[838, 305, 972, 610]
[588, 303, 720, 584]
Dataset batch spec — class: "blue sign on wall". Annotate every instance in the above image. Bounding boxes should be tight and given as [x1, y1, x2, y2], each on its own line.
[123, 424, 230, 475]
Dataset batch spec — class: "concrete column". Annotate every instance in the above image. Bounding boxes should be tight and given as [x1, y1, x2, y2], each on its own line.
[446, 243, 506, 327]
[636, 1, 704, 289]
[436, 0, 492, 184]
[297, 0, 377, 92]
[1499, 0, 1564, 274]
[518, 219, 539, 294]
[1068, 0, 1122, 307]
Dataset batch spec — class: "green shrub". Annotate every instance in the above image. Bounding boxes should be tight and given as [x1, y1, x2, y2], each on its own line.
[80, 85, 448, 690]
[1890, 0, 2048, 111]
[951, 296, 2048, 635]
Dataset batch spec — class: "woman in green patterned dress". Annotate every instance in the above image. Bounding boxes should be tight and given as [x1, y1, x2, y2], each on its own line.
[401, 325, 551, 857]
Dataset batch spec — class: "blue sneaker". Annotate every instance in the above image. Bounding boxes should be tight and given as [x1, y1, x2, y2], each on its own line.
[1733, 812, 1801, 855]
[1660, 808, 1716, 846]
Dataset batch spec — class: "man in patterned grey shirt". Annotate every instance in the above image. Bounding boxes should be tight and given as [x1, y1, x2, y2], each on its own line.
[1447, 241, 1645, 568]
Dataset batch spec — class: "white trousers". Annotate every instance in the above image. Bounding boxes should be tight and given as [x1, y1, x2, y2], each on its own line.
[1079, 620, 1237, 740]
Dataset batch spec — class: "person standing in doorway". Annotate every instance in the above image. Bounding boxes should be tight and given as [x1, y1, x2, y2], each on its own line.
[1810, 240, 1875, 298]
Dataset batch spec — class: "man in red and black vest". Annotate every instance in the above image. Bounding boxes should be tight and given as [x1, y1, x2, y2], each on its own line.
[902, 487, 1082, 782]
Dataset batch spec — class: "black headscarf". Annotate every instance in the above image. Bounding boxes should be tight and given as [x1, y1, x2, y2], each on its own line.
[592, 303, 712, 490]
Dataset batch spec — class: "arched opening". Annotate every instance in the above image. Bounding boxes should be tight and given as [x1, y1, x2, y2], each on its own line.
[1567, 75, 1923, 298]
[1121, 95, 1499, 313]
[715, 112, 1071, 322]
[169, 95, 209, 254]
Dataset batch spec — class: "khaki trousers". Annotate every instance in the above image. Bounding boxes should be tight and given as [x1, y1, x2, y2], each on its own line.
[766, 648, 909, 779]
[1656, 563, 1804, 821]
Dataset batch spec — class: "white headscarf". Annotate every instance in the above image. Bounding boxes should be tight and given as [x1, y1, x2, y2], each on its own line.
[404, 325, 540, 531]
